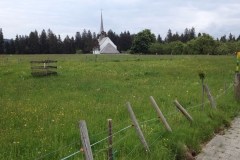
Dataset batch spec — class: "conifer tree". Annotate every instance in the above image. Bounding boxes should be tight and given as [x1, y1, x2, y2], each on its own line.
[39, 29, 48, 53]
[75, 32, 82, 51]
[28, 30, 40, 54]
[165, 29, 173, 43]
[157, 34, 163, 43]
[47, 29, 58, 53]
[0, 28, 4, 53]
[119, 31, 132, 51]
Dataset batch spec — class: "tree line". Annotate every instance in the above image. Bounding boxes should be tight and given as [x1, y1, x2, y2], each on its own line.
[1, 27, 240, 55]
[0, 28, 133, 54]
[132, 28, 240, 55]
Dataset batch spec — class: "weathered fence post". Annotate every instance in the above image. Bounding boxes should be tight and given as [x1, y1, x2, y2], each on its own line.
[173, 100, 193, 122]
[149, 96, 172, 132]
[199, 71, 205, 110]
[107, 119, 113, 160]
[203, 84, 217, 108]
[79, 120, 94, 160]
[235, 73, 240, 101]
[126, 102, 150, 152]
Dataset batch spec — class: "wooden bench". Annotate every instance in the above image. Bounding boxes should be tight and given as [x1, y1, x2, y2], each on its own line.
[30, 60, 57, 77]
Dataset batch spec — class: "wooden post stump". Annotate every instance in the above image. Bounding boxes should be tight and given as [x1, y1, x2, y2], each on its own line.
[235, 73, 240, 101]
[203, 84, 216, 108]
[126, 102, 150, 152]
[107, 119, 113, 160]
[79, 120, 93, 160]
[173, 100, 193, 122]
[149, 96, 172, 132]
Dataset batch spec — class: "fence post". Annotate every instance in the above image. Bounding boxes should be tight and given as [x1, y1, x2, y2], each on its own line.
[173, 100, 193, 122]
[126, 102, 150, 152]
[107, 119, 113, 160]
[235, 73, 240, 101]
[203, 84, 217, 108]
[79, 120, 94, 160]
[149, 96, 172, 132]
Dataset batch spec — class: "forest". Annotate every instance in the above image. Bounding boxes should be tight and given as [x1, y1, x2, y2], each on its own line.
[0, 27, 240, 55]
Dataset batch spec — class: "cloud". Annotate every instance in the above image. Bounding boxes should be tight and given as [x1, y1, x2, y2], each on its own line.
[1, 0, 240, 39]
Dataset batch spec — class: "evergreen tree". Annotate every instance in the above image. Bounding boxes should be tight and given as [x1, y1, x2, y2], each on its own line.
[81, 29, 88, 53]
[75, 32, 83, 51]
[63, 36, 72, 54]
[28, 30, 40, 54]
[107, 30, 119, 46]
[220, 35, 227, 42]
[119, 31, 132, 51]
[4, 42, 10, 54]
[39, 29, 48, 53]
[5, 39, 15, 54]
[228, 33, 234, 42]
[172, 32, 180, 41]
[70, 36, 76, 53]
[10, 39, 16, 54]
[47, 29, 58, 53]
[190, 27, 196, 40]
[15, 35, 20, 54]
[237, 35, 240, 41]
[157, 34, 163, 43]
[15, 35, 28, 54]
[92, 32, 99, 50]
[180, 33, 185, 42]
[85, 30, 93, 53]
[57, 35, 63, 54]
[165, 29, 173, 43]
[181, 27, 196, 42]
[0, 28, 4, 53]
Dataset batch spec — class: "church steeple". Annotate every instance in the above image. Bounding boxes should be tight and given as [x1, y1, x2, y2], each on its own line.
[99, 10, 106, 41]
[93, 11, 120, 54]
[100, 10, 104, 33]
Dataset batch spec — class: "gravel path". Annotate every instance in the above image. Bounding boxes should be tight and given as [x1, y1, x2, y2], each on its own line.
[196, 117, 240, 160]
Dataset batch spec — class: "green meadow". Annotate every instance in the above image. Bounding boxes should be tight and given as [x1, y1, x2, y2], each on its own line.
[0, 54, 239, 160]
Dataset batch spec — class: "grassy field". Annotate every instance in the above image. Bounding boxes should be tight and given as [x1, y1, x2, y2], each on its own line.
[0, 54, 239, 160]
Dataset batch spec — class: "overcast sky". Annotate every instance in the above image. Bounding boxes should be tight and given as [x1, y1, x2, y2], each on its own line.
[1, 0, 240, 39]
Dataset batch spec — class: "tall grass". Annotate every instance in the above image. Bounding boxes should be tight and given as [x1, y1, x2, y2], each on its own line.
[0, 54, 239, 160]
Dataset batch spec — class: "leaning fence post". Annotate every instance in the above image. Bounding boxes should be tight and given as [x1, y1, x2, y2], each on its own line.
[235, 73, 240, 101]
[107, 119, 113, 160]
[173, 100, 193, 122]
[203, 84, 217, 108]
[149, 96, 172, 132]
[79, 120, 94, 160]
[126, 102, 150, 152]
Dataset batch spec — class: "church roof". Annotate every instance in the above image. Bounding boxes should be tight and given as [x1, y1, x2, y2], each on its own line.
[99, 37, 108, 46]
[100, 43, 120, 54]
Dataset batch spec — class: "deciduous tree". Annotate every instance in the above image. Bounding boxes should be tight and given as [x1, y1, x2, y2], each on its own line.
[131, 29, 155, 54]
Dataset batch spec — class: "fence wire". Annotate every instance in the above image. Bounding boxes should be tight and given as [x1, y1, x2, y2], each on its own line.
[44, 82, 234, 160]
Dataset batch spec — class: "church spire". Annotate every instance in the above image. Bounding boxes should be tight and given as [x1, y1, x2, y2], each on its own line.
[99, 10, 106, 41]
[100, 10, 104, 33]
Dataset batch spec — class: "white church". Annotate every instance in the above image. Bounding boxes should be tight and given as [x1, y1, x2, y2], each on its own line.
[93, 12, 120, 54]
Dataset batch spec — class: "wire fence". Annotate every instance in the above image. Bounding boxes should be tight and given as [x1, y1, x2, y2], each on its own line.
[35, 82, 234, 160]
